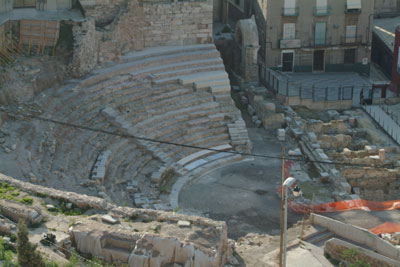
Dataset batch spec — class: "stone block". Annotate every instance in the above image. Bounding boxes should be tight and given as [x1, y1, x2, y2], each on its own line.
[264, 102, 276, 113]
[365, 145, 377, 153]
[379, 149, 386, 161]
[327, 110, 340, 120]
[288, 148, 302, 156]
[320, 172, 329, 183]
[178, 220, 191, 227]
[101, 215, 120, 225]
[277, 129, 285, 141]
[263, 113, 285, 129]
[307, 132, 317, 143]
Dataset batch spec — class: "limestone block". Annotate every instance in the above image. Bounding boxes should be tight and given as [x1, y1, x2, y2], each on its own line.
[277, 129, 285, 141]
[327, 110, 340, 120]
[178, 220, 191, 227]
[365, 145, 377, 154]
[263, 113, 285, 129]
[307, 132, 317, 143]
[101, 215, 120, 225]
[288, 148, 302, 156]
[264, 102, 276, 113]
[379, 149, 386, 161]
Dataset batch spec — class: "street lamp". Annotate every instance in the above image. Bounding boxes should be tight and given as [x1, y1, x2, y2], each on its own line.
[280, 177, 298, 267]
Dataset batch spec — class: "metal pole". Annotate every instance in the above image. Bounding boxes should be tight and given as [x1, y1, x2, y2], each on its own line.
[279, 147, 285, 267]
[283, 185, 288, 267]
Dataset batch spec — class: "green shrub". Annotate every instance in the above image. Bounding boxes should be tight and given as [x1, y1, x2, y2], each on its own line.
[20, 197, 33, 205]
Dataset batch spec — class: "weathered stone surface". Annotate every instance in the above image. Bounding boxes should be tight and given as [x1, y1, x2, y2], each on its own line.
[101, 215, 120, 225]
[0, 199, 42, 226]
[263, 113, 285, 129]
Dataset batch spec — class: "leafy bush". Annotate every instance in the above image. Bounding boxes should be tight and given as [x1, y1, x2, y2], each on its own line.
[20, 197, 33, 205]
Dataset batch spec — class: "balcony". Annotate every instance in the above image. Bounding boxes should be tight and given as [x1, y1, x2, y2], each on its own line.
[280, 39, 301, 49]
[313, 6, 331, 16]
[282, 7, 299, 16]
[341, 35, 362, 45]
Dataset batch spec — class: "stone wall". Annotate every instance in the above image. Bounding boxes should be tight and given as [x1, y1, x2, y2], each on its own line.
[324, 238, 400, 267]
[341, 167, 399, 201]
[70, 18, 99, 78]
[76, 0, 213, 67]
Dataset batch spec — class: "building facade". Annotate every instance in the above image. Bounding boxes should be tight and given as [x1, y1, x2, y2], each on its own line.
[253, 0, 374, 75]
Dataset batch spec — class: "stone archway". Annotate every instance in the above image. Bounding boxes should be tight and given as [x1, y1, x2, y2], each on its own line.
[235, 15, 260, 82]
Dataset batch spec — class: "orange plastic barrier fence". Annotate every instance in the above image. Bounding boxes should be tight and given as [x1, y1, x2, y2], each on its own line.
[278, 160, 400, 214]
[369, 222, 400, 235]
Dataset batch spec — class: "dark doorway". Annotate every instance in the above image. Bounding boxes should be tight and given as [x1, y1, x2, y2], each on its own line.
[282, 52, 294, 72]
[313, 50, 325, 71]
[344, 49, 356, 64]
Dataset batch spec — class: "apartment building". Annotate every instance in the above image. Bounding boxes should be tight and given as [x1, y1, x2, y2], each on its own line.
[253, 0, 374, 75]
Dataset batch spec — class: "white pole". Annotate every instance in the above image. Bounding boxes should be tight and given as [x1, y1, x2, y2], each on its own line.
[283, 185, 288, 267]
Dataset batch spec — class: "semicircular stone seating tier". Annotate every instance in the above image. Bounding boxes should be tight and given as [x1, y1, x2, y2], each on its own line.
[15, 44, 251, 210]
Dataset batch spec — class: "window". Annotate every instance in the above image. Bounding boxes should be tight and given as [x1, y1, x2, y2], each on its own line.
[315, 0, 328, 15]
[315, 22, 326, 45]
[344, 49, 356, 64]
[346, 0, 361, 13]
[283, 0, 297, 16]
[283, 23, 296, 40]
[345, 25, 357, 43]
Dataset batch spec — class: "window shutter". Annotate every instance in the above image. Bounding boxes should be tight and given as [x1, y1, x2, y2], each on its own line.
[284, 0, 296, 9]
[346, 25, 357, 43]
[347, 0, 361, 9]
[316, 0, 327, 13]
[315, 22, 326, 45]
[283, 23, 295, 40]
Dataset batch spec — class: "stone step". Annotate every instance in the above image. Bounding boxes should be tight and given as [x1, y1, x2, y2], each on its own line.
[194, 78, 230, 90]
[179, 71, 228, 85]
[151, 64, 225, 81]
[163, 132, 230, 160]
[211, 84, 231, 94]
[177, 144, 232, 166]
[183, 152, 238, 171]
[122, 44, 216, 62]
[135, 102, 220, 128]
[83, 50, 220, 88]
[131, 57, 223, 79]
[154, 122, 228, 152]
[149, 118, 225, 141]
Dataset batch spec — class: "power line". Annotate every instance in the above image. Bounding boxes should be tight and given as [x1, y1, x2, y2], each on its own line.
[0, 106, 393, 169]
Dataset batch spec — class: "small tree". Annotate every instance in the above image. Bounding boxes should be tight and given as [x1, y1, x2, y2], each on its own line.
[16, 220, 45, 267]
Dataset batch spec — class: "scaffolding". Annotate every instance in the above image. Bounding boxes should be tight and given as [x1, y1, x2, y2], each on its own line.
[19, 19, 60, 56]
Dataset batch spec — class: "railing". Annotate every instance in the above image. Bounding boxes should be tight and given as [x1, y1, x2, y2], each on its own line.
[364, 104, 400, 145]
[282, 7, 299, 16]
[341, 36, 362, 45]
[313, 6, 331, 16]
[258, 64, 365, 103]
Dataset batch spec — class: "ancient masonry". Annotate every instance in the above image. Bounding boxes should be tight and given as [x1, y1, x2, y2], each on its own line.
[73, 0, 214, 77]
